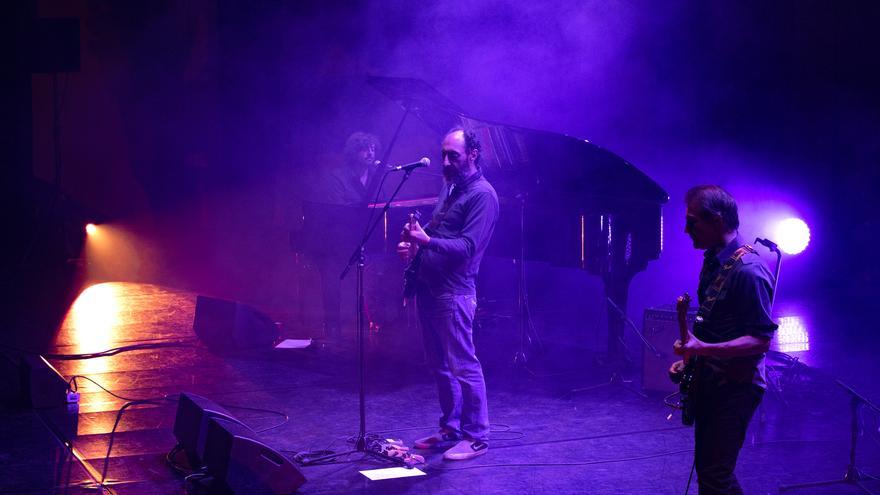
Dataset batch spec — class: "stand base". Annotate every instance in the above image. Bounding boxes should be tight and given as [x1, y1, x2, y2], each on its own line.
[569, 371, 647, 399]
[779, 467, 876, 494]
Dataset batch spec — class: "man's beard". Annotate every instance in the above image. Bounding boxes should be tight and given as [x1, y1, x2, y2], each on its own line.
[443, 165, 461, 182]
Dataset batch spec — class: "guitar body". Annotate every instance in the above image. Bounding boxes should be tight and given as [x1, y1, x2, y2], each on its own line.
[679, 356, 697, 426]
[675, 293, 698, 426]
[402, 212, 423, 301]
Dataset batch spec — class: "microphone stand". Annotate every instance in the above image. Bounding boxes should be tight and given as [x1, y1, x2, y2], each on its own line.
[301, 169, 416, 466]
[779, 380, 880, 493]
[753, 238, 799, 408]
[606, 296, 662, 359]
[512, 193, 544, 369]
[568, 296, 650, 398]
[754, 237, 782, 305]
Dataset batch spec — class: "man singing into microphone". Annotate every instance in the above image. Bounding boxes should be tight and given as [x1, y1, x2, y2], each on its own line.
[397, 127, 499, 460]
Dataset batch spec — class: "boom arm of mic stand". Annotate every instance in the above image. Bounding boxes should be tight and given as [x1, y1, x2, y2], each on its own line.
[770, 249, 782, 307]
[606, 297, 663, 358]
[340, 169, 415, 280]
[754, 238, 783, 306]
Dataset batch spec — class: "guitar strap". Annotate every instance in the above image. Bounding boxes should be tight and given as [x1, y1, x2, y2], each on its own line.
[694, 244, 756, 338]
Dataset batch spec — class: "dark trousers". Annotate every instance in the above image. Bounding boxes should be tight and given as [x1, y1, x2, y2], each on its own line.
[693, 382, 764, 495]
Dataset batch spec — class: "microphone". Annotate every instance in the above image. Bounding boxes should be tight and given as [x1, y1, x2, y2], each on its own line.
[754, 237, 779, 253]
[390, 157, 430, 172]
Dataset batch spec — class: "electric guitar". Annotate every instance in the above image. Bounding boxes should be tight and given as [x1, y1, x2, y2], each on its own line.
[402, 211, 423, 301]
[675, 292, 697, 425]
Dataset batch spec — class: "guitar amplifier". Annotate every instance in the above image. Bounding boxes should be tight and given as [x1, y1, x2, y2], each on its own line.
[641, 306, 696, 393]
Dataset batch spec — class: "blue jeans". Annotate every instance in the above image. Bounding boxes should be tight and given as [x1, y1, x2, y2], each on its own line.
[417, 292, 489, 442]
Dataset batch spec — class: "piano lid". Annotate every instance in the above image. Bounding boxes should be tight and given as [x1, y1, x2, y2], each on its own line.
[460, 115, 669, 208]
[368, 76, 463, 134]
[368, 76, 668, 208]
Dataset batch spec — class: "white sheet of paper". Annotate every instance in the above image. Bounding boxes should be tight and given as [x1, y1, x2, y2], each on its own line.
[274, 339, 312, 349]
[359, 467, 426, 481]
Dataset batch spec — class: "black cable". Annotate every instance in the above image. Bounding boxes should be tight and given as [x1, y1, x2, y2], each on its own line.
[434, 448, 694, 471]
[46, 340, 198, 360]
[165, 444, 193, 476]
[0, 340, 198, 360]
[290, 450, 344, 465]
[684, 457, 695, 494]
[68, 375, 171, 403]
[211, 402, 290, 433]
[291, 423, 682, 467]
[365, 422, 516, 435]
[99, 399, 165, 486]
[283, 434, 351, 466]
[68, 375, 289, 434]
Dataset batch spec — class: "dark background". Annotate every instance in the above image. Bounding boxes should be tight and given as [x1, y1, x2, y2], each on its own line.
[6, 0, 879, 346]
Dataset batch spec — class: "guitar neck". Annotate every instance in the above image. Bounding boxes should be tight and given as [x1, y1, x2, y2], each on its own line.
[676, 294, 691, 343]
[678, 317, 689, 343]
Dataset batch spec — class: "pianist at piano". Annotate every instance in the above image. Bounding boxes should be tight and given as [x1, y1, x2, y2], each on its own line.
[306, 131, 383, 342]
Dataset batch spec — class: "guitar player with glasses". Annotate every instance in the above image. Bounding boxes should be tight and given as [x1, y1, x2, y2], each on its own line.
[670, 185, 778, 494]
[396, 127, 499, 461]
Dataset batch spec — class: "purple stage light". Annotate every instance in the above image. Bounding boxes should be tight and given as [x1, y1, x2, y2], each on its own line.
[773, 217, 810, 255]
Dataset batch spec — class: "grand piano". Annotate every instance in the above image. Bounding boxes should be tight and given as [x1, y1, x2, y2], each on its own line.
[302, 76, 668, 358]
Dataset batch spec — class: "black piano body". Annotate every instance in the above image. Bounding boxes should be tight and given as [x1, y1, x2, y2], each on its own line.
[299, 77, 669, 357]
[459, 116, 668, 357]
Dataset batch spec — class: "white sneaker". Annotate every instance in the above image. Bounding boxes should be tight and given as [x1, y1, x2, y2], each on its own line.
[442, 440, 488, 461]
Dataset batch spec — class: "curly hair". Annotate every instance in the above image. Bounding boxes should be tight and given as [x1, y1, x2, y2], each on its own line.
[343, 132, 380, 163]
[685, 185, 740, 231]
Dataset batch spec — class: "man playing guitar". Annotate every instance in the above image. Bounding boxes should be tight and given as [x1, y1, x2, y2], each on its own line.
[397, 127, 499, 461]
[670, 185, 778, 494]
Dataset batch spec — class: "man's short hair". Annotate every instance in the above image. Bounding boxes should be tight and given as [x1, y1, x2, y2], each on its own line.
[445, 126, 482, 166]
[343, 132, 380, 162]
[685, 185, 740, 231]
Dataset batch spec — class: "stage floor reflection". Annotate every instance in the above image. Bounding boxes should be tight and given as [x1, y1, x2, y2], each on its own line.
[2, 281, 878, 494]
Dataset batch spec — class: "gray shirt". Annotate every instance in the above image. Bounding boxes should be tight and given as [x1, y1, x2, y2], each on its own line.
[416, 171, 499, 296]
[696, 235, 778, 388]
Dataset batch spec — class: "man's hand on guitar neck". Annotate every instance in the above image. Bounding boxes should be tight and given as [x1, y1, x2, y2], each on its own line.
[398, 219, 430, 263]
[673, 331, 703, 359]
[401, 220, 431, 247]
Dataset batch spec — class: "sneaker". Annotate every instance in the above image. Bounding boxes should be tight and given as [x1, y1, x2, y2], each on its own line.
[413, 431, 460, 449]
[442, 440, 488, 461]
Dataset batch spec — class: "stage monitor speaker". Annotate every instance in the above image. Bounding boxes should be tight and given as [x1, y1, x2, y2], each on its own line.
[2, 354, 71, 409]
[193, 296, 279, 352]
[642, 306, 696, 393]
[204, 417, 306, 494]
[173, 392, 246, 467]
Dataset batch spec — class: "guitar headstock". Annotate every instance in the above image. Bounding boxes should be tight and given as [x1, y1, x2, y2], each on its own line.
[676, 293, 691, 317]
